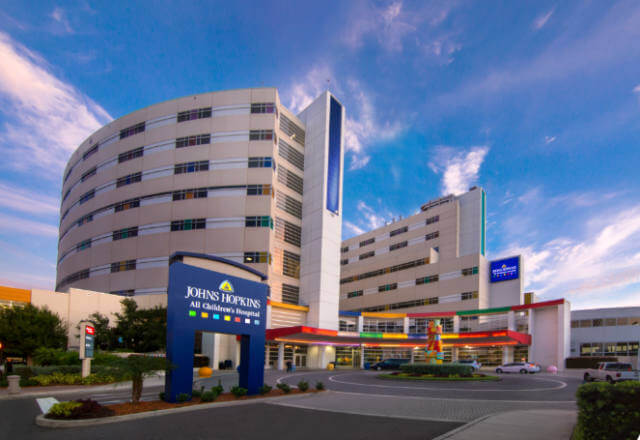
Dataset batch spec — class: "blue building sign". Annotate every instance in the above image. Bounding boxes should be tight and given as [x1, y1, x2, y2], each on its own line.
[165, 252, 268, 401]
[326, 96, 342, 214]
[490, 257, 519, 283]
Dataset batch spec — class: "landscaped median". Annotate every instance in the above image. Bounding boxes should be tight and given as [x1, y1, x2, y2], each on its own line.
[378, 363, 500, 381]
[36, 380, 326, 428]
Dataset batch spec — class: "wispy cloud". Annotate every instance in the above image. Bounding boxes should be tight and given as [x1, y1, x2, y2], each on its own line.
[533, 8, 555, 30]
[544, 135, 556, 144]
[0, 32, 112, 177]
[343, 200, 400, 238]
[0, 183, 59, 216]
[285, 66, 403, 170]
[344, 221, 365, 236]
[634, 84, 640, 93]
[428, 146, 489, 195]
[0, 213, 58, 237]
[50, 7, 74, 34]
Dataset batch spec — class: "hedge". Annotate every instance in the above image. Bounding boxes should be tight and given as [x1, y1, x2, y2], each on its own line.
[565, 357, 617, 369]
[400, 363, 474, 377]
[575, 381, 640, 440]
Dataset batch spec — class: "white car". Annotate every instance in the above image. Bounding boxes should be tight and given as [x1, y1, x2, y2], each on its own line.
[495, 362, 541, 374]
[457, 359, 482, 371]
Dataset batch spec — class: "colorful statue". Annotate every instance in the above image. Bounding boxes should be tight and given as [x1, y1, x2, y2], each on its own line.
[425, 319, 444, 364]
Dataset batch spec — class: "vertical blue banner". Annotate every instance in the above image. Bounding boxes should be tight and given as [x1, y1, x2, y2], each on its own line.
[326, 96, 342, 214]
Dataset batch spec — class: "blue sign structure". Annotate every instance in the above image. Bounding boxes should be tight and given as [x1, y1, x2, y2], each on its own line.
[490, 257, 520, 283]
[165, 252, 268, 402]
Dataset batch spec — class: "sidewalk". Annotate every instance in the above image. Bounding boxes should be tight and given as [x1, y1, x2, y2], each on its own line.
[434, 409, 577, 440]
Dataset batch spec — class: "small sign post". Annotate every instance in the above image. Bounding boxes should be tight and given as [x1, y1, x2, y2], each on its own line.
[79, 322, 95, 378]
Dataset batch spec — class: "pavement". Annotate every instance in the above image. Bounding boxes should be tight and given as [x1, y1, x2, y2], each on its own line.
[1, 369, 580, 439]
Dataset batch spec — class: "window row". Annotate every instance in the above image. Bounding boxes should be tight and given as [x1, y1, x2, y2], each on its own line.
[426, 215, 439, 225]
[390, 225, 408, 237]
[245, 216, 273, 228]
[118, 146, 144, 163]
[359, 237, 375, 248]
[278, 140, 304, 171]
[249, 129, 276, 142]
[354, 291, 478, 313]
[425, 231, 439, 240]
[176, 134, 210, 148]
[279, 114, 306, 145]
[177, 107, 212, 122]
[113, 226, 138, 241]
[251, 103, 276, 114]
[461, 266, 479, 276]
[389, 241, 408, 252]
[340, 257, 429, 285]
[276, 191, 302, 218]
[120, 122, 145, 139]
[275, 217, 301, 247]
[378, 283, 397, 292]
[359, 251, 374, 260]
[571, 317, 640, 328]
[243, 252, 271, 264]
[116, 172, 142, 187]
[248, 157, 273, 168]
[111, 260, 136, 273]
[283, 250, 301, 279]
[341, 259, 348, 266]
[64, 184, 271, 237]
[416, 275, 438, 285]
[347, 290, 363, 298]
[174, 160, 209, 174]
[171, 218, 206, 231]
[579, 342, 639, 356]
[281, 284, 300, 305]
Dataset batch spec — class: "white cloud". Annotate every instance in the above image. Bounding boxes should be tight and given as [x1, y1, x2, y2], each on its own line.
[0, 32, 112, 176]
[0, 213, 58, 237]
[428, 146, 489, 195]
[344, 221, 365, 236]
[0, 183, 59, 216]
[343, 1, 416, 52]
[285, 67, 403, 171]
[343, 201, 400, 239]
[544, 135, 556, 144]
[633, 84, 640, 93]
[50, 7, 74, 34]
[496, 203, 640, 304]
[533, 8, 555, 30]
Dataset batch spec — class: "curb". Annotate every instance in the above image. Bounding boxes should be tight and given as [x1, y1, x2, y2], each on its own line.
[35, 391, 322, 429]
[431, 414, 494, 440]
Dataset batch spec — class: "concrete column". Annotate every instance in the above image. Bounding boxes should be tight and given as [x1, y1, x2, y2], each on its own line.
[360, 345, 365, 369]
[265, 344, 270, 369]
[410, 348, 415, 364]
[452, 347, 459, 362]
[507, 311, 515, 331]
[266, 305, 272, 329]
[503, 346, 514, 364]
[316, 345, 335, 369]
[357, 315, 364, 332]
[202, 332, 220, 369]
[277, 342, 285, 371]
[234, 339, 241, 368]
[528, 309, 536, 363]
[7, 375, 20, 394]
[403, 317, 410, 334]
[453, 315, 460, 334]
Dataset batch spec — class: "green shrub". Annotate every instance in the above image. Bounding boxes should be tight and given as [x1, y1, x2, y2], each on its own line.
[177, 393, 190, 402]
[259, 384, 272, 395]
[575, 381, 640, 440]
[400, 363, 473, 377]
[0, 378, 7, 388]
[315, 381, 325, 391]
[92, 352, 122, 365]
[34, 348, 81, 366]
[20, 377, 39, 387]
[211, 380, 224, 396]
[47, 401, 82, 418]
[231, 386, 248, 397]
[159, 392, 166, 401]
[200, 391, 217, 402]
[14, 366, 35, 379]
[276, 383, 291, 393]
[297, 380, 309, 392]
[192, 386, 204, 398]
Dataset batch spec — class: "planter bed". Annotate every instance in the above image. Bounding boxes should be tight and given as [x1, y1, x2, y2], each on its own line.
[379, 373, 500, 381]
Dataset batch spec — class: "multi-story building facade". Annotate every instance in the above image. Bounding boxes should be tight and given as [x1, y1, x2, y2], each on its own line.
[570, 307, 640, 367]
[56, 88, 345, 334]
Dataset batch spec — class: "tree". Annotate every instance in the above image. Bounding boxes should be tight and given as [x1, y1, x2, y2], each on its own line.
[106, 355, 169, 403]
[113, 299, 166, 352]
[85, 312, 114, 351]
[0, 304, 67, 365]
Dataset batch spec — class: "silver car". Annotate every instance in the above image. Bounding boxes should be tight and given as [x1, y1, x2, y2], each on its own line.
[457, 359, 481, 371]
[495, 362, 540, 374]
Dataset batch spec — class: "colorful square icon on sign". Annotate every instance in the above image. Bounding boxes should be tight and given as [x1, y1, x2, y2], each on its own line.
[201, 312, 208, 318]
[234, 317, 241, 323]
[213, 314, 220, 320]
[244, 318, 251, 324]
[224, 315, 231, 321]
[189, 310, 196, 317]
[254, 320, 260, 325]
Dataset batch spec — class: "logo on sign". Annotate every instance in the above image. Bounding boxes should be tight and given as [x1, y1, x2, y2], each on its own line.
[490, 257, 519, 283]
[85, 326, 95, 335]
[219, 280, 234, 293]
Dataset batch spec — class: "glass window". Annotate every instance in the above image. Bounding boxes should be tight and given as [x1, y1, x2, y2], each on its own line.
[617, 317, 629, 326]
[615, 342, 628, 356]
[592, 319, 603, 327]
[604, 318, 617, 326]
[579, 320, 592, 328]
[571, 320, 579, 328]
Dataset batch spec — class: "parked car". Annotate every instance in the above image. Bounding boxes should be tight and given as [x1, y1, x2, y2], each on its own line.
[495, 362, 541, 374]
[457, 359, 482, 371]
[372, 358, 409, 370]
[583, 362, 639, 383]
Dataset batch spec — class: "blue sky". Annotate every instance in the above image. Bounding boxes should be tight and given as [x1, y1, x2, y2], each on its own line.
[0, 1, 639, 310]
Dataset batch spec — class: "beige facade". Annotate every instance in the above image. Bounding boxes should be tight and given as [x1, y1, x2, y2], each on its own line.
[56, 88, 313, 307]
[339, 187, 490, 314]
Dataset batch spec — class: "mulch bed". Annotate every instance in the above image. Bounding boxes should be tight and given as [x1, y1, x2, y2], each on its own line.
[108, 389, 321, 416]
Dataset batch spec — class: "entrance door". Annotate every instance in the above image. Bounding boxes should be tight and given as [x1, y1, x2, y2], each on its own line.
[294, 354, 306, 368]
